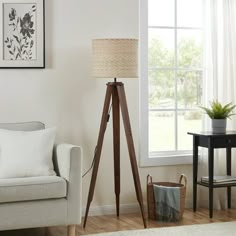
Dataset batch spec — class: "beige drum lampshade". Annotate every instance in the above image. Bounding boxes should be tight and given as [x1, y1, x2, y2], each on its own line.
[92, 38, 138, 78]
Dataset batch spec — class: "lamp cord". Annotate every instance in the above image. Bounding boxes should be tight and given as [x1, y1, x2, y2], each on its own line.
[82, 103, 112, 178]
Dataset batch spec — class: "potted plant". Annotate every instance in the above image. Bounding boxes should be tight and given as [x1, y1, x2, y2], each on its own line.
[200, 100, 236, 133]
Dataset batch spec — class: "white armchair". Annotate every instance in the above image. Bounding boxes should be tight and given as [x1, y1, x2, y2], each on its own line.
[0, 122, 82, 236]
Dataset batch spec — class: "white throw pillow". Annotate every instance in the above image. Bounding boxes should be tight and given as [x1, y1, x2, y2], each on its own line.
[0, 128, 56, 178]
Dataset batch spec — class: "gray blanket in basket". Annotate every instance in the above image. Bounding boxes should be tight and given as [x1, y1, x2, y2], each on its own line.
[153, 184, 180, 222]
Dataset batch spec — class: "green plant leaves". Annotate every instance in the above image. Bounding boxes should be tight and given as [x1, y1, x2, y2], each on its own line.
[199, 100, 236, 119]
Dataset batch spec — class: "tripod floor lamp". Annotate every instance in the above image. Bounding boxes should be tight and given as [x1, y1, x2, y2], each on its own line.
[83, 39, 147, 228]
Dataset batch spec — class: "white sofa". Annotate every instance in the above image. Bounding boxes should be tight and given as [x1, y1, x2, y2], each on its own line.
[0, 122, 82, 236]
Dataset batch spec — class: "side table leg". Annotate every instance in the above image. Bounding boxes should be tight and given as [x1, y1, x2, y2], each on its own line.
[193, 136, 198, 212]
[226, 147, 232, 209]
[208, 145, 214, 218]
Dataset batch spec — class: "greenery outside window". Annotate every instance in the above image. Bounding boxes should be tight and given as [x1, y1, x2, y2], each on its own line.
[140, 0, 203, 166]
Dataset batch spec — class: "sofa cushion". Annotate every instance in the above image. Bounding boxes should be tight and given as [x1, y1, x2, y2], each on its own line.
[0, 128, 56, 178]
[0, 176, 67, 203]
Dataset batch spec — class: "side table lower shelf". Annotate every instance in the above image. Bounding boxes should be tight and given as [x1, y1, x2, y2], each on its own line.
[198, 181, 236, 188]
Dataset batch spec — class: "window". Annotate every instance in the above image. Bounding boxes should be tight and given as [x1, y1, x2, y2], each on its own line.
[140, 0, 203, 166]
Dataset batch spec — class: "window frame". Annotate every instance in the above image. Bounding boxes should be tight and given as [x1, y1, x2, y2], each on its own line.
[139, 0, 203, 167]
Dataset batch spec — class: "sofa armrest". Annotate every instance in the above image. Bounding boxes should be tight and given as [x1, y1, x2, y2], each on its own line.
[53, 144, 83, 225]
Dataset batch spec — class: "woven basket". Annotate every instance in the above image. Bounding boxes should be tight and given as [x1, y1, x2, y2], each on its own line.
[147, 174, 187, 221]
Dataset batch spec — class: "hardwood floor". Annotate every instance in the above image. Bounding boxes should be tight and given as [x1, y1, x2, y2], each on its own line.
[49, 208, 236, 235]
[3, 208, 236, 236]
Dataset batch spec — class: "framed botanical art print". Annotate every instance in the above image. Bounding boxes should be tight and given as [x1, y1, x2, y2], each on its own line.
[0, 0, 45, 68]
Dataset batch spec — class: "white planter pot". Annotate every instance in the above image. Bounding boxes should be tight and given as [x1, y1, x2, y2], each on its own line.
[212, 119, 227, 133]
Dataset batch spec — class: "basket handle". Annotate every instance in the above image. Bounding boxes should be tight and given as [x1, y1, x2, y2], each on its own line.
[147, 174, 153, 185]
[179, 174, 187, 186]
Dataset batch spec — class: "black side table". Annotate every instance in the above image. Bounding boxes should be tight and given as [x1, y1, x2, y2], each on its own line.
[188, 131, 236, 218]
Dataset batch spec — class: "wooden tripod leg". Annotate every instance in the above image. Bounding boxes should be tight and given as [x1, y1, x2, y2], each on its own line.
[117, 84, 147, 228]
[112, 85, 120, 217]
[83, 85, 113, 228]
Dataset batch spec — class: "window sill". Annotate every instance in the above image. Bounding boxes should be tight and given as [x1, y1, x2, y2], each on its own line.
[139, 153, 193, 167]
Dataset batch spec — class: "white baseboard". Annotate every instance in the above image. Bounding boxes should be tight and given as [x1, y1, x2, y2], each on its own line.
[82, 200, 192, 217]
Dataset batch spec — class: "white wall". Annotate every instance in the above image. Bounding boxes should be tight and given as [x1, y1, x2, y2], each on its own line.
[0, 0, 193, 213]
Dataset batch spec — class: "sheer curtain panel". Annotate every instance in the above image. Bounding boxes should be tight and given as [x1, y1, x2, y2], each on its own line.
[199, 0, 236, 209]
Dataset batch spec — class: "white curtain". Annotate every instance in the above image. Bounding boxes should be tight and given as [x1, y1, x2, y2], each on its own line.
[199, 0, 236, 209]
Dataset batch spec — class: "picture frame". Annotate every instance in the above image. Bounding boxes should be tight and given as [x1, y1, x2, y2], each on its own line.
[0, 0, 45, 68]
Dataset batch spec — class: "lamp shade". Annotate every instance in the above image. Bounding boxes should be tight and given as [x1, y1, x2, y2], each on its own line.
[92, 39, 138, 78]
